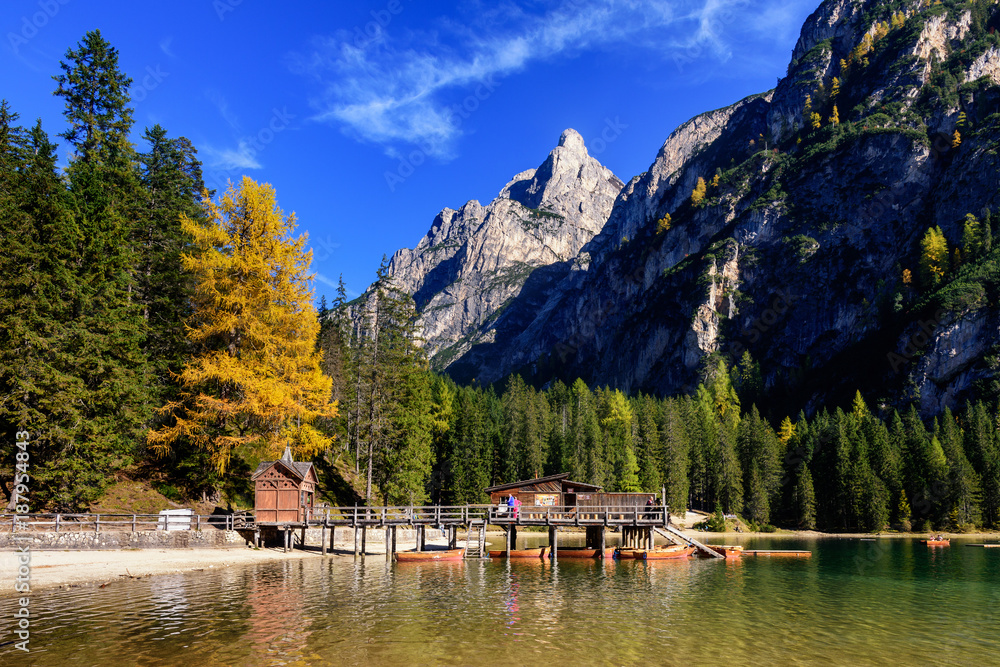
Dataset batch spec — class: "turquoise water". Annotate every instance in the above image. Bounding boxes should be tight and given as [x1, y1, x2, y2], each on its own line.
[2, 536, 999, 665]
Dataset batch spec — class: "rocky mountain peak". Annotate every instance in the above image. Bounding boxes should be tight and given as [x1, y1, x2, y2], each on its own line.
[378, 129, 625, 364]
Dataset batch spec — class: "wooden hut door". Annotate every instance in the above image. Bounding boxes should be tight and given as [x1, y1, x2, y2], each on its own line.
[277, 483, 299, 523]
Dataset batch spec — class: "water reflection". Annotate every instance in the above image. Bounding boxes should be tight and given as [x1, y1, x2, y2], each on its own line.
[2, 538, 999, 665]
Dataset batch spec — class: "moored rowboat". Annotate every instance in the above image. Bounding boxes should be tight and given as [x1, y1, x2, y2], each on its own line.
[921, 538, 950, 546]
[550, 548, 614, 559]
[641, 546, 696, 560]
[488, 547, 548, 559]
[395, 548, 465, 562]
[707, 545, 744, 559]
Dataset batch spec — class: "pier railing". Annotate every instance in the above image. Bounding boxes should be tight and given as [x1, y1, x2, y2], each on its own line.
[2, 504, 671, 532]
[0, 513, 243, 533]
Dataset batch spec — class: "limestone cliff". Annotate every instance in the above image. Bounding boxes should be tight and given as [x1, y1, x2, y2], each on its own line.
[384, 129, 623, 366]
[362, 0, 1000, 419]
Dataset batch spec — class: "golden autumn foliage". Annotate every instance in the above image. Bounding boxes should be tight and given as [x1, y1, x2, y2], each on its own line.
[656, 214, 672, 234]
[919, 225, 949, 288]
[830, 105, 840, 126]
[831, 77, 840, 100]
[902, 268, 913, 286]
[778, 416, 796, 448]
[711, 173, 720, 188]
[148, 177, 337, 473]
[811, 112, 822, 130]
[952, 129, 962, 147]
[691, 177, 707, 206]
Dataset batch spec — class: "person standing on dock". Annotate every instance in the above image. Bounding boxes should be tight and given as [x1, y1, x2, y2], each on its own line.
[508, 494, 517, 518]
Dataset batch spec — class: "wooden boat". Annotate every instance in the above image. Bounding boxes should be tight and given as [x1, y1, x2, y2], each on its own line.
[395, 548, 465, 562]
[613, 547, 645, 559]
[549, 548, 614, 559]
[742, 550, 812, 557]
[921, 538, 950, 547]
[641, 546, 696, 560]
[488, 547, 548, 559]
[707, 545, 744, 559]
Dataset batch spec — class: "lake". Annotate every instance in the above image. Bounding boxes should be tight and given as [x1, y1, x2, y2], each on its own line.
[2, 535, 999, 665]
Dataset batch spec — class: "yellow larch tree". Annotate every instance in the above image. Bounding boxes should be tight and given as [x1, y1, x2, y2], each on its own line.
[919, 225, 949, 288]
[777, 416, 796, 448]
[691, 177, 707, 206]
[952, 129, 962, 147]
[830, 105, 840, 126]
[148, 177, 337, 473]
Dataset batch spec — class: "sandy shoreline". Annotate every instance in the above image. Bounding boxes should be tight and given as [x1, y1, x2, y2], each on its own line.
[2, 527, 997, 598]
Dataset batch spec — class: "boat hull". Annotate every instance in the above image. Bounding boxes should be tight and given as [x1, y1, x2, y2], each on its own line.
[395, 549, 465, 562]
[707, 545, 744, 559]
[549, 548, 614, 559]
[642, 546, 696, 560]
[921, 539, 950, 547]
[488, 547, 548, 559]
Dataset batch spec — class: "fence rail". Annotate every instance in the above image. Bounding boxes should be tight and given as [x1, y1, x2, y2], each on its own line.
[2, 504, 671, 533]
[0, 513, 242, 533]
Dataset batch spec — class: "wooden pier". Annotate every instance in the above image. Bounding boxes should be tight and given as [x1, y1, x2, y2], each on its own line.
[250, 503, 681, 560]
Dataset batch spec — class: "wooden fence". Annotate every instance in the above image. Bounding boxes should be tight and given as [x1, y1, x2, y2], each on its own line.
[0, 513, 245, 533]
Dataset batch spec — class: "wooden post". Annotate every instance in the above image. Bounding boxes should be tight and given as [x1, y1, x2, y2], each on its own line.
[95, 515, 100, 533]
[354, 527, 361, 559]
[417, 525, 424, 552]
[283, 528, 289, 553]
[361, 526, 367, 556]
[329, 523, 336, 553]
[300, 525, 307, 550]
[392, 526, 397, 555]
[506, 526, 512, 558]
[599, 528, 605, 558]
[386, 526, 392, 562]
[549, 526, 558, 561]
[55, 514, 61, 533]
[321, 523, 327, 555]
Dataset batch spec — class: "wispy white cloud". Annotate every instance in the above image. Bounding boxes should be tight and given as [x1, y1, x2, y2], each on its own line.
[159, 36, 175, 58]
[293, 0, 748, 159]
[205, 89, 242, 133]
[202, 140, 262, 170]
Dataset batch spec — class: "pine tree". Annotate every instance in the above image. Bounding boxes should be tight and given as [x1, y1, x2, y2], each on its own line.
[661, 399, 690, 512]
[792, 465, 817, 529]
[148, 177, 337, 478]
[45, 31, 154, 507]
[962, 213, 983, 261]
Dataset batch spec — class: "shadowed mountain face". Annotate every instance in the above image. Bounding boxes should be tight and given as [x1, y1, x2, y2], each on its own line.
[372, 0, 1000, 418]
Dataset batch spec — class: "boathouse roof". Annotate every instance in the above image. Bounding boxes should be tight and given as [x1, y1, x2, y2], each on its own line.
[251, 446, 315, 481]
[484, 472, 602, 494]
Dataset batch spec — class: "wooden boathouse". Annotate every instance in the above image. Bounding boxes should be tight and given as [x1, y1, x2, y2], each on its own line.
[252, 447, 317, 524]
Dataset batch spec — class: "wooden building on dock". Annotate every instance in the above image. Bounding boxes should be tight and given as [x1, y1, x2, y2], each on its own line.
[485, 473, 654, 509]
[252, 447, 317, 523]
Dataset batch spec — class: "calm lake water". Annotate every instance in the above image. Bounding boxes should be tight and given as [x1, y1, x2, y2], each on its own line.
[3, 535, 999, 665]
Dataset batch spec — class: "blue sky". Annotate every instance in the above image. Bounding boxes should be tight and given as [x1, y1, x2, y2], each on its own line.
[2, 0, 817, 302]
